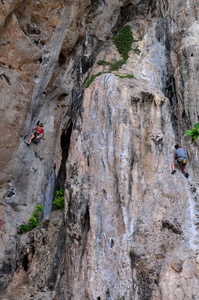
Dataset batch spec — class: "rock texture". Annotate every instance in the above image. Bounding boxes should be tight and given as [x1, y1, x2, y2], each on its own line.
[0, 0, 199, 299]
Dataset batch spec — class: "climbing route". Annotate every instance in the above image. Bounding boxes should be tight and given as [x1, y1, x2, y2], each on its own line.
[176, 0, 187, 143]
[0, 0, 71, 229]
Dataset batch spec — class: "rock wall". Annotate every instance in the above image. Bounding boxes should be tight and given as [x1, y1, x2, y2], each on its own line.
[0, 0, 199, 299]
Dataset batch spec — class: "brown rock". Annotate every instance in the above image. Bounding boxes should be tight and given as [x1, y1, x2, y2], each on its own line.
[171, 256, 183, 273]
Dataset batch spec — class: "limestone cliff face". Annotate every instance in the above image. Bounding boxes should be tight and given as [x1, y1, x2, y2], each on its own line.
[0, 0, 199, 299]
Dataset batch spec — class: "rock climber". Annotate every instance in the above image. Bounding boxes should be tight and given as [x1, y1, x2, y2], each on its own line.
[171, 144, 189, 178]
[26, 123, 44, 146]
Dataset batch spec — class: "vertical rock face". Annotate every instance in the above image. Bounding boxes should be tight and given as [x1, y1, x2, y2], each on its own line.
[0, 0, 199, 299]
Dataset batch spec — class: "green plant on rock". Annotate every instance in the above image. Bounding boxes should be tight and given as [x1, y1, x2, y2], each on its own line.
[113, 25, 134, 61]
[184, 123, 199, 143]
[19, 204, 43, 233]
[85, 72, 103, 88]
[115, 73, 134, 79]
[133, 46, 141, 56]
[97, 60, 110, 66]
[86, 26, 136, 88]
[166, 83, 173, 98]
[138, 34, 144, 41]
[53, 189, 65, 210]
[109, 59, 127, 71]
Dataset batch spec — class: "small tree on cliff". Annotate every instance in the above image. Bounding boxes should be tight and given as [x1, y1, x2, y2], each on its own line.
[184, 123, 199, 143]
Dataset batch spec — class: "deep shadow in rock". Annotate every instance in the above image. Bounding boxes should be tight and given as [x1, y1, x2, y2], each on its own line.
[55, 120, 73, 190]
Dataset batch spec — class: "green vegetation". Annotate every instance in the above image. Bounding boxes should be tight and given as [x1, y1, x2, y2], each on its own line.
[115, 73, 134, 79]
[53, 223, 58, 226]
[75, 179, 80, 185]
[97, 60, 110, 66]
[166, 83, 173, 97]
[53, 189, 65, 210]
[133, 46, 141, 56]
[184, 123, 199, 143]
[138, 34, 144, 41]
[109, 59, 126, 71]
[113, 25, 134, 60]
[19, 204, 43, 233]
[85, 72, 103, 88]
[86, 25, 139, 88]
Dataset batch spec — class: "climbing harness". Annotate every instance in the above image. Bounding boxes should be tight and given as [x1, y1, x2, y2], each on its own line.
[177, 157, 187, 166]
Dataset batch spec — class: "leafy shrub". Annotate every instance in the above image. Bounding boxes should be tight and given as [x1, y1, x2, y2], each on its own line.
[86, 26, 138, 87]
[53, 189, 65, 210]
[113, 25, 134, 61]
[19, 204, 43, 233]
[109, 59, 126, 71]
[184, 123, 199, 143]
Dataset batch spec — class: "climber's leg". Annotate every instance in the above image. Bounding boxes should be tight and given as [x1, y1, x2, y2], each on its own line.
[27, 133, 35, 145]
[181, 166, 189, 177]
[171, 163, 176, 174]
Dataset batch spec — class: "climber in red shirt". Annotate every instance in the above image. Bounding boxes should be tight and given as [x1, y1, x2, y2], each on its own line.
[26, 123, 44, 146]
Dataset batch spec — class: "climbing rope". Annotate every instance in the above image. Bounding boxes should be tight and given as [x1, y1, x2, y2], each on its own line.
[0, 0, 71, 229]
[176, 0, 187, 143]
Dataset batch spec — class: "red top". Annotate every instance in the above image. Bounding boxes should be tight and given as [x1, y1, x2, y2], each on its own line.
[37, 128, 44, 133]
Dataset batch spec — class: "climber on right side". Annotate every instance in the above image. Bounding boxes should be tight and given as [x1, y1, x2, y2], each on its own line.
[171, 144, 189, 178]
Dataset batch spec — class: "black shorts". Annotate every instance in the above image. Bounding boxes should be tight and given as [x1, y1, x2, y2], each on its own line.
[33, 131, 39, 139]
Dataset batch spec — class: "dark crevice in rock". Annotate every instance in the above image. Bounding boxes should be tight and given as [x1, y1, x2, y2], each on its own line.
[148, 0, 158, 17]
[86, 154, 90, 166]
[106, 287, 111, 300]
[55, 120, 73, 190]
[58, 93, 68, 101]
[79, 205, 90, 263]
[81, 55, 94, 74]
[0, 73, 11, 85]
[74, 31, 103, 82]
[34, 151, 43, 161]
[27, 24, 41, 35]
[130, 251, 153, 300]
[59, 53, 66, 67]
[112, 2, 136, 32]
[46, 220, 66, 293]
[170, 110, 179, 142]
[22, 254, 29, 272]
[162, 219, 182, 235]
[113, 0, 153, 34]
[90, 0, 105, 8]
[1, 261, 12, 275]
